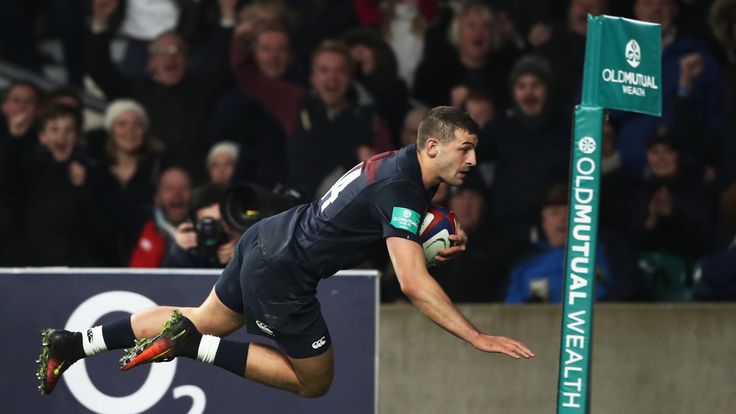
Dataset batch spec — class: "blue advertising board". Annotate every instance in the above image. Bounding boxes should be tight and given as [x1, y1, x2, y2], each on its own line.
[0, 269, 378, 414]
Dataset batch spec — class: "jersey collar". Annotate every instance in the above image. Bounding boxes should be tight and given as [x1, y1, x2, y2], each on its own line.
[398, 144, 437, 199]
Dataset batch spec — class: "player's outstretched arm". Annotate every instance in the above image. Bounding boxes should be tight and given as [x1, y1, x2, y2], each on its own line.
[386, 237, 534, 360]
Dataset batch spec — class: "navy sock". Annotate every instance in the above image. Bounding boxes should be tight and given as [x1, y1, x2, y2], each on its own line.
[102, 316, 136, 350]
[213, 340, 250, 377]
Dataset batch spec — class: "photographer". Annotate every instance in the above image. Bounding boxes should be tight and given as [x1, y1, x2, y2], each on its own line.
[163, 183, 241, 268]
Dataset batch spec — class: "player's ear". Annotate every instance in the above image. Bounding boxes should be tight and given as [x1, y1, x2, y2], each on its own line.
[425, 137, 440, 157]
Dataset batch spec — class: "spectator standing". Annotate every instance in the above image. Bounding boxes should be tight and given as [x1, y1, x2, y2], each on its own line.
[528, 0, 608, 106]
[163, 183, 240, 268]
[88, 0, 236, 180]
[430, 171, 510, 302]
[479, 54, 570, 264]
[206, 141, 239, 186]
[343, 28, 411, 146]
[20, 104, 111, 266]
[354, 0, 437, 89]
[413, 1, 518, 109]
[129, 167, 192, 267]
[287, 41, 392, 198]
[0, 81, 43, 265]
[613, 0, 723, 174]
[505, 183, 615, 303]
[230, 24, 304, 137]
[95, 99, 163, 264]
[628, 133, 716, 265]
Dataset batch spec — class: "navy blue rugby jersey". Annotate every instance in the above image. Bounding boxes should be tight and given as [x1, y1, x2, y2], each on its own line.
[255, 144, 435, 279]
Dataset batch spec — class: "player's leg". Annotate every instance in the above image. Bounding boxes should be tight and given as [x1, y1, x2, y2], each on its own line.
[245, 344, 334, 398]
[37, 287, 245, 395]
[122, 294, 336, 397]
[131, 287, 244, 338]
[122, 297, 336, 397]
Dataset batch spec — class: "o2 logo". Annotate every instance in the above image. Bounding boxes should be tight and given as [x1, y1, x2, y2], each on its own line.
[63, 291, 206, 414]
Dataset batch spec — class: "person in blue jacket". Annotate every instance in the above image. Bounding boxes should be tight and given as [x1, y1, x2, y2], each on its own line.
[506, 183, 614, 303]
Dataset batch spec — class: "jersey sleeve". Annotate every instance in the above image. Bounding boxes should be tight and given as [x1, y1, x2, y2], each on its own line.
[371, 182, 427, 243]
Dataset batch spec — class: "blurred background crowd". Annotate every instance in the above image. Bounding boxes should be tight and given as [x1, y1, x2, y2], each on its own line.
[0, 0, 735, 303]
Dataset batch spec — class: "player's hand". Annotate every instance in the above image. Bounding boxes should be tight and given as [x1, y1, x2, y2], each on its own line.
[472, 333, 535, 359]
[174, 222, 198, 250]
[434, 226, 468, 263]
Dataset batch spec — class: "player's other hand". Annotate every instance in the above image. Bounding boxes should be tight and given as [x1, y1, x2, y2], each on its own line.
[472, 334, 535, 359]
[434, 226, 468, 263]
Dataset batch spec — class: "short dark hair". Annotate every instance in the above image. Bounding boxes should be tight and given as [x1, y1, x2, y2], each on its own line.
[38, 103, 82, 132]
[646, 130, 678, 152]
[47, 86, 82, 108]
[189, 183, 226, 218]
[416, 106, 479, 147]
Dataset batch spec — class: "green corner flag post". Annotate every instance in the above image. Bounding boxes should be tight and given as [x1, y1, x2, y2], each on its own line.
[556, 15, 661, 413]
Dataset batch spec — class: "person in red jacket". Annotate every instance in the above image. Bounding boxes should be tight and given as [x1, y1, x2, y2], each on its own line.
[230, 22, 305, 136]
[128, 167, 192, 267]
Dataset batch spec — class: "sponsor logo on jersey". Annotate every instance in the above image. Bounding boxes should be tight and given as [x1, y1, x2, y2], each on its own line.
[312, 336, 327, 349]
[256, 320, 274, 336]
[86, 329, 93, 343]
[390, 207, 420, 234]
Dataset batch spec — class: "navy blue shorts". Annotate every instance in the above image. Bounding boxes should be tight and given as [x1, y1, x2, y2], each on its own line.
[214, 222, 331, 359]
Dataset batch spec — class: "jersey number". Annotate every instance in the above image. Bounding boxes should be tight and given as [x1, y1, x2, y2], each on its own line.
[320, 165, 362, 212]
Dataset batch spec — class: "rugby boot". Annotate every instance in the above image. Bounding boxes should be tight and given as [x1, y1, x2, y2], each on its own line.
[120, 310, 200, 371]
[37, 329, 84, 395]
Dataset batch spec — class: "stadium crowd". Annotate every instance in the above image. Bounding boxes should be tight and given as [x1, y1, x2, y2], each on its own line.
[0, 0, 735, 302]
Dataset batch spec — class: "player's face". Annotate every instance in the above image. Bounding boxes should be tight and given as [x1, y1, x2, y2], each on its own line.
[111, 110, 145, 154]
[255, 31, 291, 79]
[435, 129, 478, 186]
[148, 35, 188, 86]
[39, 116, 78, 162]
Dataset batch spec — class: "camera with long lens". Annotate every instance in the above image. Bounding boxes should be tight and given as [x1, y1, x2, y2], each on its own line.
[194, 216, 228, 264]
[220, 183, 303, 233]
[188, 183, 302, 265]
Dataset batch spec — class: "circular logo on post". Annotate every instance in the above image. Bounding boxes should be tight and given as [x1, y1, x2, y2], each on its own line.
[578, 136, 597, 154]
[625, 39, 641, 68]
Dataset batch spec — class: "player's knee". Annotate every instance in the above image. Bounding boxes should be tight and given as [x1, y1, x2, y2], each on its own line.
[298, 376, 333, 398]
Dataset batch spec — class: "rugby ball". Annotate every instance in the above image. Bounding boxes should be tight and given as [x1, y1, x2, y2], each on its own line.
[419, 206, 457, 267]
